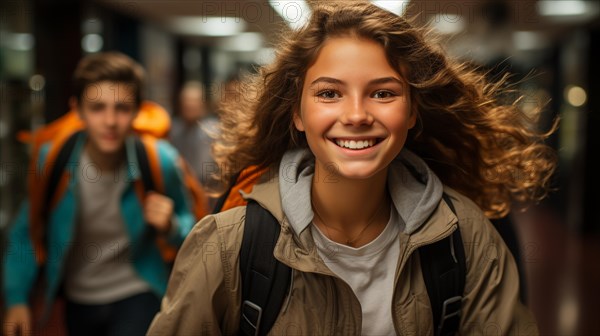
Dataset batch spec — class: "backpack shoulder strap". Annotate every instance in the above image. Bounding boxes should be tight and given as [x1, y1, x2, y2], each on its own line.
[29, 130, 81, 263]
[419, 193, 466, 336]
[239, 200, 291, 336]
[133, 136, 179, 262]
[134, 136, 155, 192]
[44, 130, 82, 216]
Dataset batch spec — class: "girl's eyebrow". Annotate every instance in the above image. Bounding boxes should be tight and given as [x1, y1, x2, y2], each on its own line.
[309, 76, 404, 87]
[310, 77, 343, 86]
[369, 77, 404, 86]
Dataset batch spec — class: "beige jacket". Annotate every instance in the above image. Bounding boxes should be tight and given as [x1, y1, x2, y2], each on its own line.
[148, 174, 538, 335]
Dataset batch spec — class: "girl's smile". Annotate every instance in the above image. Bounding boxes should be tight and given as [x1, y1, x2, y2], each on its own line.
[294, 36, 416, 180]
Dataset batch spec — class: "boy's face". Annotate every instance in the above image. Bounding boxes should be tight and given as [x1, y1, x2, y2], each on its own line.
[75, 81, 138, 155]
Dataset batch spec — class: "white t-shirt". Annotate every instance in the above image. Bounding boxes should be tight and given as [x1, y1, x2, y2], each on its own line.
[311, 208, 400, 336]
[64, 150, 150, 304]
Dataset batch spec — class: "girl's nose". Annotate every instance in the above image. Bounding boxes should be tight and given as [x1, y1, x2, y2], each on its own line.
[340, 98, 373, 126]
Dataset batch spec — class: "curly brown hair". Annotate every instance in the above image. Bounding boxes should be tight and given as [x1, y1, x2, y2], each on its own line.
[214, 1, 557, 218]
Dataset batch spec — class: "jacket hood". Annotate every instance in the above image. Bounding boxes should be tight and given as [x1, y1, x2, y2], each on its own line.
[278, 148, 444, 236]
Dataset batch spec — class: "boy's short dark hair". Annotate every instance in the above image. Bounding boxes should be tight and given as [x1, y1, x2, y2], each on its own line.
[72, 52, 145, 107]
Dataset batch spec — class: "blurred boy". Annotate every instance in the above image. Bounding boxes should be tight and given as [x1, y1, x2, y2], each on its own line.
[3, 52, 196, 336]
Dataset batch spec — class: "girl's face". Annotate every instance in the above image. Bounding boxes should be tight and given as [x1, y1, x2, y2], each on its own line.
[294, 37, 416, 180]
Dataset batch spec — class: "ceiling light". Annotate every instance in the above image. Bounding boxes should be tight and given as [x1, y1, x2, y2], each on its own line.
[371, 0, 410, 15]
[565, 85, 587, 107]
[219, 32, 264, 52]
[538, 0, 600, 18]
[29, 74, 46, 91]
[81, 34, 103, 53]
[170, 17, 247, 36]
[513, 31, 550, 51]
[538, 0, 586, 16]
[268, 0, 311, 30]
[2, 33, 35, 51]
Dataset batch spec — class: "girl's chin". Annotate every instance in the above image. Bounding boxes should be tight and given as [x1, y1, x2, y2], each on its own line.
[327, 164, 386, 181]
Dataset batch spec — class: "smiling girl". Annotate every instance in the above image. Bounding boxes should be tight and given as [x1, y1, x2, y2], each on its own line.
[148, 2, 555, 335]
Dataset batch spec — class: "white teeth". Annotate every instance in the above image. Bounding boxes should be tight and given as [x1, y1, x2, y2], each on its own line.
[335, 139, 376, 150]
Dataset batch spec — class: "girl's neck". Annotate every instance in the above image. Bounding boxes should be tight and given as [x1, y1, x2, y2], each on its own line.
[311, 161, 390, 243]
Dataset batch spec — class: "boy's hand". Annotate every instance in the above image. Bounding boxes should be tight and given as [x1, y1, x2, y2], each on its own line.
[4, 305, 31, 336]
[144, 191, 174, 234]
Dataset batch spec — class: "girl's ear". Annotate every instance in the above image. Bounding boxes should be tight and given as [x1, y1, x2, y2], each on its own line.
[408, 107, 417, 130]
[293, 110, 305, 132]
[407, 89, 418, 129]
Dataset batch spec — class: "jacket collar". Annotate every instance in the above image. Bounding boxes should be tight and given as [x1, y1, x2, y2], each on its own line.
[276, 149, 445, 238]
[243, 171, 459, 275]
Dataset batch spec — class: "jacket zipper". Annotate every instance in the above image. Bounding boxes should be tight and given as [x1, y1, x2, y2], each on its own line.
[391, 222, 458, 336]
[278, 250, 362, 334]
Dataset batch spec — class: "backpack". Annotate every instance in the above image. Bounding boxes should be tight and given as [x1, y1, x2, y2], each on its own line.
[22, 102, 209, 263]
[214, 169, 467, 336]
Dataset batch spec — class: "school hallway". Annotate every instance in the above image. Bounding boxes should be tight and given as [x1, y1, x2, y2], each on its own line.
[513, 204, 600, 335]
[2, 0, 600, 335]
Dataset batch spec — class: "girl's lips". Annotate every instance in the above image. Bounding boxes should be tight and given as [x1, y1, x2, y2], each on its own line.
[336, 138, 374, 150]
[328, 137, 384, 153]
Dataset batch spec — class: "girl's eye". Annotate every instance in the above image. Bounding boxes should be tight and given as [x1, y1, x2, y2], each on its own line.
[373, 91, 396, 99]
[316, 90, 340, 100]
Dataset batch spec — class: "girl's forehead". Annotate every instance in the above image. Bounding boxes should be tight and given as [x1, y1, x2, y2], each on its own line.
[304, 37, 404, 83]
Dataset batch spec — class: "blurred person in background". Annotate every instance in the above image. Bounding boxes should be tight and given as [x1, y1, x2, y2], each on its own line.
[170, 81, 219, 205]
[2, 52, 197, 336]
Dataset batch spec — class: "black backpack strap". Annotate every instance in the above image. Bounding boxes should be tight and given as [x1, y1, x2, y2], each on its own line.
[133, 136, 155, 192]
[419, 193, 466, 336]
[133, 136, 166, 245]
[239, 200, 291, 336]
[44, 131, 82, 217]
